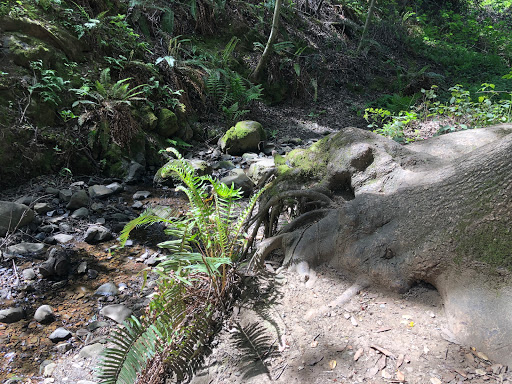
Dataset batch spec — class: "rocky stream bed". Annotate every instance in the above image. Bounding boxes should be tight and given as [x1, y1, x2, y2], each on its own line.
[1, 124, 511, 384]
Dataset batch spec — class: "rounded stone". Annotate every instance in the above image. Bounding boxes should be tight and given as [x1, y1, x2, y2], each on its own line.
[34, 305, 55, 324]
[23, 268, 36, 280]
[94, 282, 118, 296]
[49, 327, 72, 343]
[99, 304, 132, 324]
[0, 307, 25, 323]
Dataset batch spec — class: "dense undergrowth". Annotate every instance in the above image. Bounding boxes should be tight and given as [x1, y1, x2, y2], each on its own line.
[1, 0, 511, 182]
[1, 0, 512, 381]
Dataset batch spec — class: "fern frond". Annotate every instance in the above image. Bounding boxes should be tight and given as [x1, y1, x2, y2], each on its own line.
[119, 207, 178, 246]
[97, 316, 163, 384]
[231, 322, 276, 380]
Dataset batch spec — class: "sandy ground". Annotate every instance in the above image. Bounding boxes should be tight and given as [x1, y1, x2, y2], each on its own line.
[189, 263, 511, 384]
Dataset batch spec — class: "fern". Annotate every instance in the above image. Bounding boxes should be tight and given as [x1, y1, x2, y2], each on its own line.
[231, 322, 276, 380]
[97, 316, 163, 384]
[98, 147, 270, 384]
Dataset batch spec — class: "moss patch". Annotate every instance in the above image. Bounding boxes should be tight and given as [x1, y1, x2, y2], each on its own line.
[456, 220, 512, 270]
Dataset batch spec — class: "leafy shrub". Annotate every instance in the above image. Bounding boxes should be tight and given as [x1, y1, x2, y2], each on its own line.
[365, 81, 512, 142]
[97, 148, 269, 383]
[29, 60, 70, 107]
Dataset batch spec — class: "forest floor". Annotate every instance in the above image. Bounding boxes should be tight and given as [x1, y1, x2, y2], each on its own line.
[1, 95, 511, 384]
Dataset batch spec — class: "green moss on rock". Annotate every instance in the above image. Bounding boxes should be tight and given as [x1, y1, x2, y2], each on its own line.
[157, 108, 179, 138]
[219, 120, 266, 155]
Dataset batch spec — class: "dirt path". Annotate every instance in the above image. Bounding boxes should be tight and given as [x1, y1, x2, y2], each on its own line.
[191, 264, 511, 384]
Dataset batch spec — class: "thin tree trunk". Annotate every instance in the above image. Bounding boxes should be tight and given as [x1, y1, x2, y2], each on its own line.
[356, 0, 376, 55]
[251, 0, 283, 82]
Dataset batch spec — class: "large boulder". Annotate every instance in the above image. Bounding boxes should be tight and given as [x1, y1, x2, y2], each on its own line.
[218, 121, 266, 155]
[0, 201, 34, 237]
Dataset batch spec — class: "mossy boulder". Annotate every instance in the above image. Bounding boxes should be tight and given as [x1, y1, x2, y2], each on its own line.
[0, 16, 84, 61]
[157, 109, 179, 138]
[5, 33, 53, 68]
[139, 107, 158, 131]
[154, 159, 212, 185]
[218, 121, 266, 156]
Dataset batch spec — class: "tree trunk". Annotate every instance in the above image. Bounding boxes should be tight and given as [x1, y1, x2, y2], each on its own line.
[356, 0, 376, 55]
[257, 125, 512, 365]
[251, 0, 283, 82]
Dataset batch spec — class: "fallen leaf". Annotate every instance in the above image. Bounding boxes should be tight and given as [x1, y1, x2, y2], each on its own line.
[354, 347, 364, 361]
[475, 368, 486, 376]
[475, 351, 489, 361]
[381, 369, 392, 379]
[430, 377, 442, 384]
[376, 355, 387, 371]
[374, 327, 392, 333]
[329, 360, 337, 370]
[396, 370, 405, 382]
[396, 353, 405, 369]
[409, 321, 415, 327]
[370, 344, 395, 358]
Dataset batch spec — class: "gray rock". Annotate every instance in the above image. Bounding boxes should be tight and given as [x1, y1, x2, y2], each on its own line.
[58, 223, 72, 233]
[58, 189, 73, 202]
[247, 158, 275, 185]
[124, 161, 145, 184]
[133, 191, 151, 200]
[53, 234, 74, 244]
[0, 201, 35, 237]
[6, 242, 46, 257]
[131, 201, 143, 209]
[39, 246, 71, 278]
[105, 182, 124, 193]
[84, 226, 112, 244]
[79, 343, 105, 359]
[45, 187, 60, 195]
[88, 185, 115, 199]
[39, 224, 57, 233]
[71, 207, 89, 218]
[55, 342, 72, 353]
[66, 190, 90, 210]
[43, 362, 57, 377]
[100, 304, 132, 323]
[0, 307, 25, 323]
[16, 195, 38, 206]
[220, 169, 255, 196]
[212, 160, 235, 170]
[77, 261, 87, 274]
[242, 152, 260, 162]
[23, 268, 36, 280]
[49, 327, 72, 343]
[94, 282, 118, 296]
[108, 213, 131, 221]
[90, 202, 105, 212]
[87, 320, 108, 331]
[34, 305, 55, 324]
[88, 269, 99, 279]
[34, 203, 52, 214]
[218, 121, 266, 155]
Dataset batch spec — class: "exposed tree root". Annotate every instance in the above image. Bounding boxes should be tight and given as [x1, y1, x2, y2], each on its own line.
[305, 277, 370, 320]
